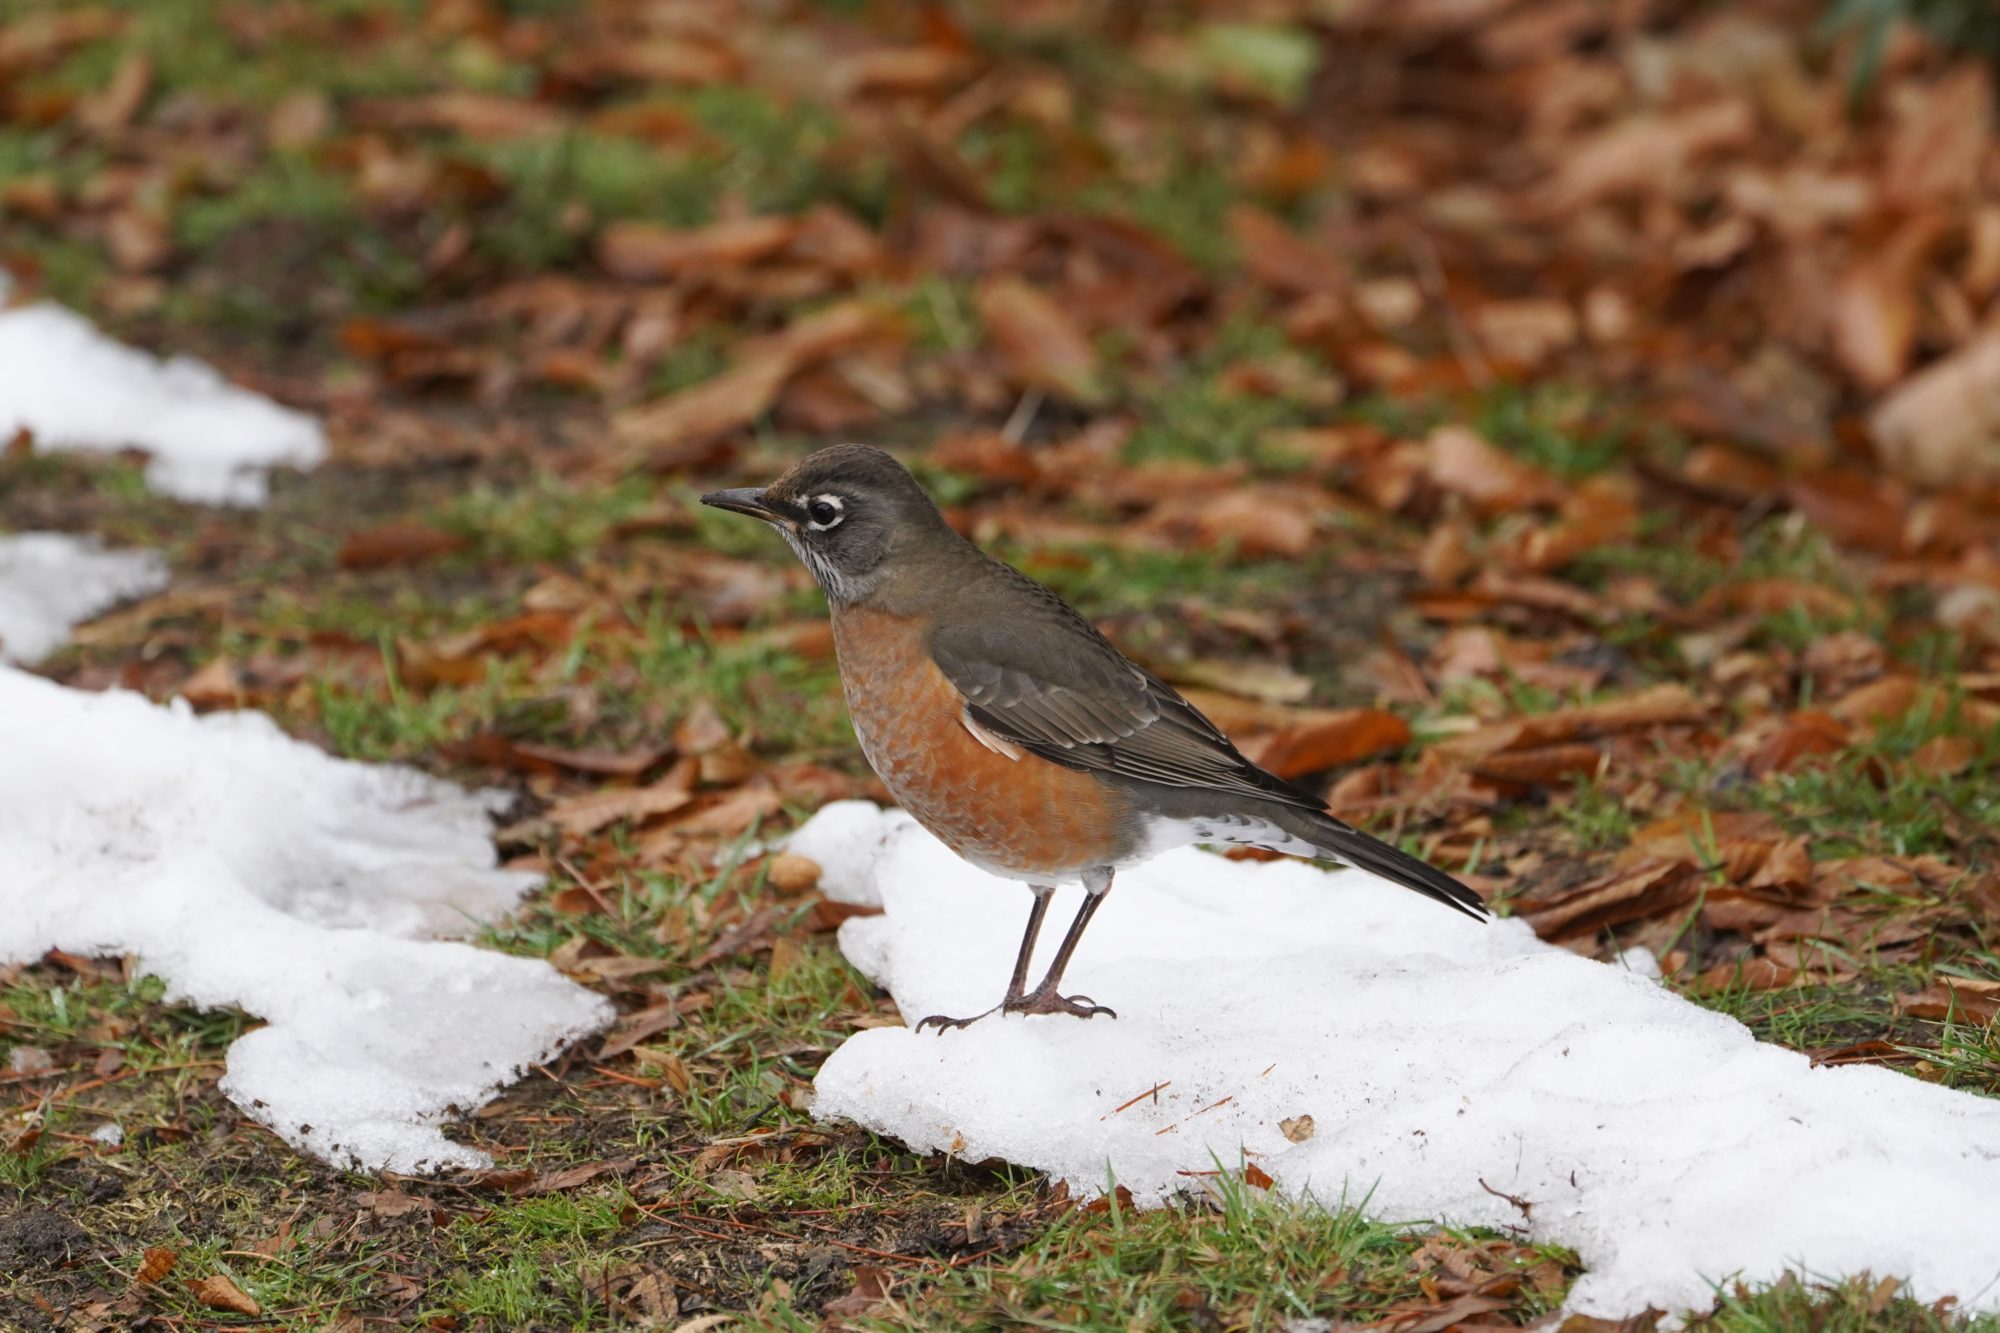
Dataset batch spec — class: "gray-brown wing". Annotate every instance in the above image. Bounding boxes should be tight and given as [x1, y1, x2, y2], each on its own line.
[926, 569, 1323, 812]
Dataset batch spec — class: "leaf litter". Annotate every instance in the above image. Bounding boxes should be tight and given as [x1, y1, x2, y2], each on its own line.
[5, 0, 2000, 1326]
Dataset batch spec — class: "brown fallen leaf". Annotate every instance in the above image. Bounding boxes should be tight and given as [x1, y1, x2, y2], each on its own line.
[624, 1267, 679, 1321]
[596, 215, 799, 281]
[1241, 709, 1412, 779]
[1425, 425, 1562, 513]
[1165, 658, 1313, 706]
[598, 1002, 683, 1060]
[1547, 100, 1754, 209]
[1228, 204, 1347, 297]
[1626, 810, 1781, 868]
[800, 898, 884, 933]
[1514, 475, 1639, 571]
[546, 770, 695, 838]
[135, 1246, 176, 1284]
[1381, 1292, 1515, 1333]
[1432, 685, 1706, 767]
[77, 51, 150, 133]
[974, 275, 1105, 404]
[1830, 216, 1941, 392]
[673, 698, 732, 754]
[1473, 297, 1577, 368]
[1909, 734, 1978, 779]
[357, 1189, 430, 1220]
[613, 301, 886, 453]
[505, 741, 673, 778]
[838, 45, 972, 96]
[1883, 62, 1991, 208]
[525, 1160, 624, 1195]
[1895, 983, 2000, 1026]
[821, 1264, 894, 1319]
[764, 853, 822, 894]
[338, 523, 467, 571]
[1746, 712, 1850, 777]
[185, 1273, 260, 1317]
[1466, 742, 1605, 788]
[1870, 330, 2000, 485]
[1519, 859, 1699, 940]
[179, 656, 244, 709]
[1179, 485, 1323, 558]
[355, 90, 567, 139]
[667, 782, 781, 837]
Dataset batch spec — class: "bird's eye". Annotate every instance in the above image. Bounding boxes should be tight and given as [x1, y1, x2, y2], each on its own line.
[805, 495, 844, 529]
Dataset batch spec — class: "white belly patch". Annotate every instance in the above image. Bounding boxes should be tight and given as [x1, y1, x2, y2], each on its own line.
[1131, 811, 1324, 865]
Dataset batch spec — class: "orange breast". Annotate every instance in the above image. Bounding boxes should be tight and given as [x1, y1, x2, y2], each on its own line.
[830, 604, 1132, 881]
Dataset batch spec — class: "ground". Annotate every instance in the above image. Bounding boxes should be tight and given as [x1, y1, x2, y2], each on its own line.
[2, 0, 1998, 1329]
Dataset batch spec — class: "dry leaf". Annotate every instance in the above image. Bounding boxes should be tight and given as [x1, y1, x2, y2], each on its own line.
[186, 1274, 260, 1316]
[1870, 330, 2000, 485]
[764, 853, 822, 894]
[822, 1264, 893, 1318]
[615, 302, 885, 452]
[338, 523, 467, 570]
[598, 1002, 683, 1060]
[974, 275, 1105, 404]
[1242, 709, 1411, 779]
[1425, 425, 1562, 512]
[179, 656, 243, 709]
[1896, 983, 2000, 1026]
[135, 1246, 176, 1284]
[597, 216, 799, 281]
[1228, 204, 1346, 296]
[547, 774, 694, 838]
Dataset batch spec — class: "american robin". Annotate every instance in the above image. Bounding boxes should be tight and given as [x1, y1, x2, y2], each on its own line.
[703, 444, 1487, 1029]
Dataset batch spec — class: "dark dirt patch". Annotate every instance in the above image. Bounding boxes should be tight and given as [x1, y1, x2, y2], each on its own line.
[0, 1208, 92, 1272]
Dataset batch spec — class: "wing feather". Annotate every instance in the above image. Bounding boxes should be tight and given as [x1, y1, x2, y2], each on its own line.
[929, 568, 1324, 812]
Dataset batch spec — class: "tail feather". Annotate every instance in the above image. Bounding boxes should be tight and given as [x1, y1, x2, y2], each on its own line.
[1274, 807, 1488, 922]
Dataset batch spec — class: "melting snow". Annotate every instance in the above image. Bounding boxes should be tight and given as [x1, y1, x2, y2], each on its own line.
[0, 532, 167, 664]
[800, 801, 2000, 1320]
[0, 295, 325, 505]
[0, 667, 611, 1172]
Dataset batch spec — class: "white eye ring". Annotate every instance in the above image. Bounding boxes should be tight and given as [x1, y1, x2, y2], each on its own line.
[805, 494, 844, 530]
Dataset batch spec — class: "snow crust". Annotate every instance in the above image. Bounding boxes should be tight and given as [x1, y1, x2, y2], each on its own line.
[0, 667, 611, 1171]
[0, 532, 167, 663]
[803, 801, 2000, 1320]
[0, 298, 325, 504]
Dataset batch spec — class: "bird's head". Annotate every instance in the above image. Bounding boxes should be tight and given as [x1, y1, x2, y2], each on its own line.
[700, 444, 952, 604]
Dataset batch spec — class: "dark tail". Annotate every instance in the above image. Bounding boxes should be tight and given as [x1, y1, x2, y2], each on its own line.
[1273, 807, 1488, 922]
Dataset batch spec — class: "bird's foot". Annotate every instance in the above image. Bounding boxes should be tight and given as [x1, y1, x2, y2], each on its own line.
[915, 1006, 998, 1033]
[1003, 989, 1117, 1021]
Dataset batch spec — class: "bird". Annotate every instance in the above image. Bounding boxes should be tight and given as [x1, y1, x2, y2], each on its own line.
[702, 444, 1487, 1030]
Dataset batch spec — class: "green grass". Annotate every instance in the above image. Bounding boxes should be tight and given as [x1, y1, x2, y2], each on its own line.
[1474, 383, 1628, 480]
[866, 1178, 1570, 1332]
[1554, 776, 1642, 851]
[1722, 689, 2000, 859]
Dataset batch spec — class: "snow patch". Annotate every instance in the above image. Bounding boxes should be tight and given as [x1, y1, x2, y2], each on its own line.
[0, 532, 168, 663]
[0, 297, 325, 505]
[0, 667, 611, 1172]
[805, 803, 2000, 1320]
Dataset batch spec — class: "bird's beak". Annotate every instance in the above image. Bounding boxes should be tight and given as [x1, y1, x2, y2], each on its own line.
[700, 487, 782, 522]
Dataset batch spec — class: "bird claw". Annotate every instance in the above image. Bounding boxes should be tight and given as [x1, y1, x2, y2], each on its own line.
[1003, 990, 1117, 1021]
[916, 1008, 994, 1033]
[916, 991, 1117, 1030]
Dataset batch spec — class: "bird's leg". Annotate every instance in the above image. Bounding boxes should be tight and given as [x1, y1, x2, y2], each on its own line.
[1006, 868, 1116, 1021]
[917, 885, 1054, 1032]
